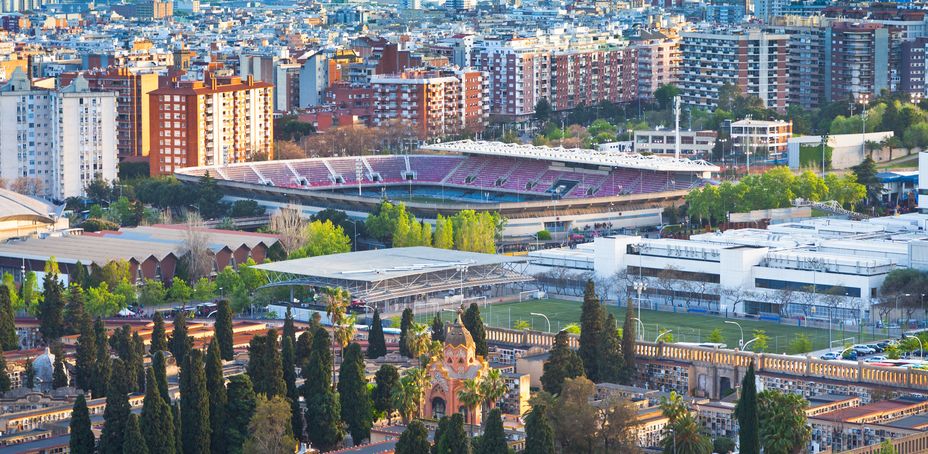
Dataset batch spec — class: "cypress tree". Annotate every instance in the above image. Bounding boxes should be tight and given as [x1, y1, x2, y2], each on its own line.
[338, 343, 373, 445]
[63, 284, 86, 336]
[263, 329, 286, 397]
[124, 414, 149, 454]
[69, 394, 96, 454]
[599, 313, 625, 384]
[578, 280, 605, 381]
[395, 420, 431, 454]
[173, 401, 183, 454]
[73, 260, 90, 289]
[367, 309, 387, 359]
[93, 318, 111, 398]
[131, 333, 146, 393]
[0, 286, 18, 350]
[398, 308, 414, 357]
[110, 326, 141, 392]
[168, 311, 191, 366]
[99, 359, 130, 454]
[304, 328, 333, 392]
[430, 313, 445, 343]
[477, 408, 507, 454]
[735, 362, 760, 454]
[291, 393, 306, 444]
[205, 339, 227, 454]
[463, 303, 488, 357]
[621, 297, 637, 384]
[524, 402, 555, 454]
[23, 359, 35, 389]
[74, 318, 97, 393]
[282, 306, 296, 344]
[150, 311, 167, 354]
[153, 350, 170, 403]
[225, 374, 257, 454]
[372, 364, 399, 417]
[0, 355, 10, 393]
[180, 349, 211, 454]
[141, 368, 176, 454]
[436, 413, 470, 454]
[52, 349, 68, 388]
[540, 330, 584, 395]
[214, 299, 234, 360]
[295, 330, 313, 370]
[246, 335, 266, 394]
[38, 268, 65, 342]
[432, 416, 449, 454]
[281, 335, 297, 400]
[304, 328, 343, 450]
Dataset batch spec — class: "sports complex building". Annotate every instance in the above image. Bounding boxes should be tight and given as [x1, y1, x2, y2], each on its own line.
[174, 140, 718, 239]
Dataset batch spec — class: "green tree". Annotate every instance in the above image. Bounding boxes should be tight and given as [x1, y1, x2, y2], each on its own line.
[281, 335, 297, 399]
[541, 330, 585, 395]
[141, 368, 176, 454]
[395, 420, 431, 454]
[63, 284, 87, 335]
[150, 311, 167, 354]
[621, 298, 637, 384]
[153, 351, 170, 403]
[168, 279, 192, 303]
[214, 299, 234, 360]
[338, 343, 373, 444]
[70, 394, 96, 454]
[21, 270, 39, 315]
[139, 279, 167, 308]
[662, 413, 712, 454]
[751, 330, 769, 352]
[735, 362, 759, 454]
[304, 328, 344, 451]
[788, 333, 812, 354]
[524, 402, 556, 454]
[168, 311, 191, 366]
[462, 303, 488, 357]
[436, 413, 471, 454]
[654, 84, 681, 110]
[180, 350, 211, 454]
[399, 308, 415, 358]
[289, 219, 351, 259]
[878, 440, 898, 454]
[758, 390, 811, 454]
[373, 364, 400, 420]
[660, 390, 688, 424]
[196, 172, 226, 219]
[433, 213, 454, 249]
[0, 355, 9, 393]
[38, 259, 65, 342]
[92, 318, 110, 398]
[0, 286, 18, 350]
[282, 306, 296, 344]
[243, 395, 296, 454]
[368, 309, 387, 358]
[579, 280, 605, 381]
[205, 339, 227, 454]
[851, 157, 882, 208]
[714, 437, 736, 454]
[477, 408, 507, 454]
[73, 319, 97, 394]
[99, 358, 130, 454]
[707, 328, 725, 344]
[124, 414, 149, 454]
[52, 349, 68, 388]
[431, 313, 446, 342]
[534, 98, 552, 122]
[23, 359, 34, 388]
[225, 374, 257, 454]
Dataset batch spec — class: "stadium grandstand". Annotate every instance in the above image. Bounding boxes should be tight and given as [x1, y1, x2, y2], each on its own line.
[174, 140, 719, 239]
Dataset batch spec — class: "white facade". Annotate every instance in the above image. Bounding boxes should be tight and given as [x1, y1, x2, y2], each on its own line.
[919, 151, 928, 213]
[0, 69, 117, 200]
[299, 52, 328, 108]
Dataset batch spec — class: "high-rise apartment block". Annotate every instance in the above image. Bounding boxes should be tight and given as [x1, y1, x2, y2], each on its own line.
[679, 29, 789, 112]
[370, 69, 487, 139]
[825, 22, 890, 103]
[0, 69, 117, 200]
[472, 33, 638, 121]
[148, 74, 274, 176]
[60, 68, 159, 159]
[765, 17, 827, 109]
[631, 29, 681, 99]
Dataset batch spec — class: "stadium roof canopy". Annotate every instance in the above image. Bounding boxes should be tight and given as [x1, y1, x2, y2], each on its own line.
[255, 246, 532, 303]
[422, 140, 721, 173]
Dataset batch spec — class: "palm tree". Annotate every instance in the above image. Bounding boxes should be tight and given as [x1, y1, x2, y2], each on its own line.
[659, 390, 687, 424]
[410, 322, 440, 367]
[478, 368, 507, 413]
[457, 377, 482, 430]
[393, 368, 427, 424]
[661, 414, 712, 454]
[325, 287, 355, 385]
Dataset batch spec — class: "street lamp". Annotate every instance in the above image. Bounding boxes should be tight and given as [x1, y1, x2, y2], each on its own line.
[724, 320, 744, 349]
[530, 312, 551, 333]
[633, 280, 647, 322]
[742, 336, 761, 351]
[632, 317, 645, 341]
[345, 219, 361, 252]
[655, 330, 672, 343]
[857, 93, 870, 156]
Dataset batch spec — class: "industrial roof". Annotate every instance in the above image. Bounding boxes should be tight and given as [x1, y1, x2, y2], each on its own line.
[421, 140, 721, 173]
[0, 188, 61, 224]
[255, 246, 526, 283]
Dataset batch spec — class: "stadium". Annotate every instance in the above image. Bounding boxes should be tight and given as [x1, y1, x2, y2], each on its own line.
[173, 140, 719, 238]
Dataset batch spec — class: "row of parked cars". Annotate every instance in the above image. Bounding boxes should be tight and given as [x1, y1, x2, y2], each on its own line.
[819, 341, 894, 361]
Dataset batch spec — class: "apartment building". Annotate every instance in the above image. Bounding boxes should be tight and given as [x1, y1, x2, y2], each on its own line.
[631, 29, 680, 99]
[634, 129, 717, 157]
[148, 74, 274, 176]
[730, 118, 792, 160]
[0, 69, 117, 200]
[899, 37, 928, 98]
[825, 22, 890, 102]
[240, 52, 300, 112]
[471, 32, 637, 121]
[679, 29, 789, 112]
[765, 17, 827, 109]
[60, 68, 159, 159]
[370, 69, 487, 139]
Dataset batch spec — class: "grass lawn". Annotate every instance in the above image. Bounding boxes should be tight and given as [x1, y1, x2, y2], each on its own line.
[403, 299, 884, 354]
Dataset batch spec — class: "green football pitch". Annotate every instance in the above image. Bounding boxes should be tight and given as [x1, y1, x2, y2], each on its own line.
[406, 299, 884, 354]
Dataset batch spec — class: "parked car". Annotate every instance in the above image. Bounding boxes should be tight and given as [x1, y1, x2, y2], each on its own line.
[842, 350, 859, 361]
[865, 356, 887, 363]
[820, 352, 839, 360]
[852, 345, 876, 355]
[866, 344, 884, 353]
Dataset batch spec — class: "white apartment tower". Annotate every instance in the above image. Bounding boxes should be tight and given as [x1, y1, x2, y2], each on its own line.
[0, 69, 117, 200]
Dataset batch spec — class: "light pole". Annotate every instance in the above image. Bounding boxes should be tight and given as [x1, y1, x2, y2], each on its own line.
[724, 320, 744, 349]
[632, 317, 645, 341]
[633, 280, 647, 323]
[530, 312, 551, 333]
[655, 330, 672, 343]
[895, 293, 911, 328]
[742, 336, 761, 352]
[858, 92, 870, 156]
[345, 219, 360, 251]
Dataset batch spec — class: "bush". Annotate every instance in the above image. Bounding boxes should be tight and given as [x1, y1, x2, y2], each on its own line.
[714, 436, 736, 454]
[536, 230, 552, 241]
[80, 218, 120, 232]
[799, 144, 831, 170]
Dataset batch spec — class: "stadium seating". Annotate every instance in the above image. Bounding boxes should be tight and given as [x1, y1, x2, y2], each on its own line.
[408, 156, 465, 182]
[255, 162, 300, 187]
[289, 161, 335, 185]
[365, 156, 408, 182]
[327, 158, 366, 183]
[221, 165, 263, 185]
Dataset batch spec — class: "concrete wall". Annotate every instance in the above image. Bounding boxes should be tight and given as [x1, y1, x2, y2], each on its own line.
[788, 131, 895, 170]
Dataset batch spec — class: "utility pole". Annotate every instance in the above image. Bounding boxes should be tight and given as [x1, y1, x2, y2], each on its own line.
[674, 96, 681, 160]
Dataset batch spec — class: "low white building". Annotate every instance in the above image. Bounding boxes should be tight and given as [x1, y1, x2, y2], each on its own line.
[634, 129, 717, 157]
[731, 118, 792, 161]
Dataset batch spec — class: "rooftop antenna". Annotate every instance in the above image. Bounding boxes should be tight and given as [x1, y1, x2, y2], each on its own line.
[674, 95, 681, 160]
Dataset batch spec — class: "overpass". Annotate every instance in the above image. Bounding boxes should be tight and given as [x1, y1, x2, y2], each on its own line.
[486, 326, 928, 400]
